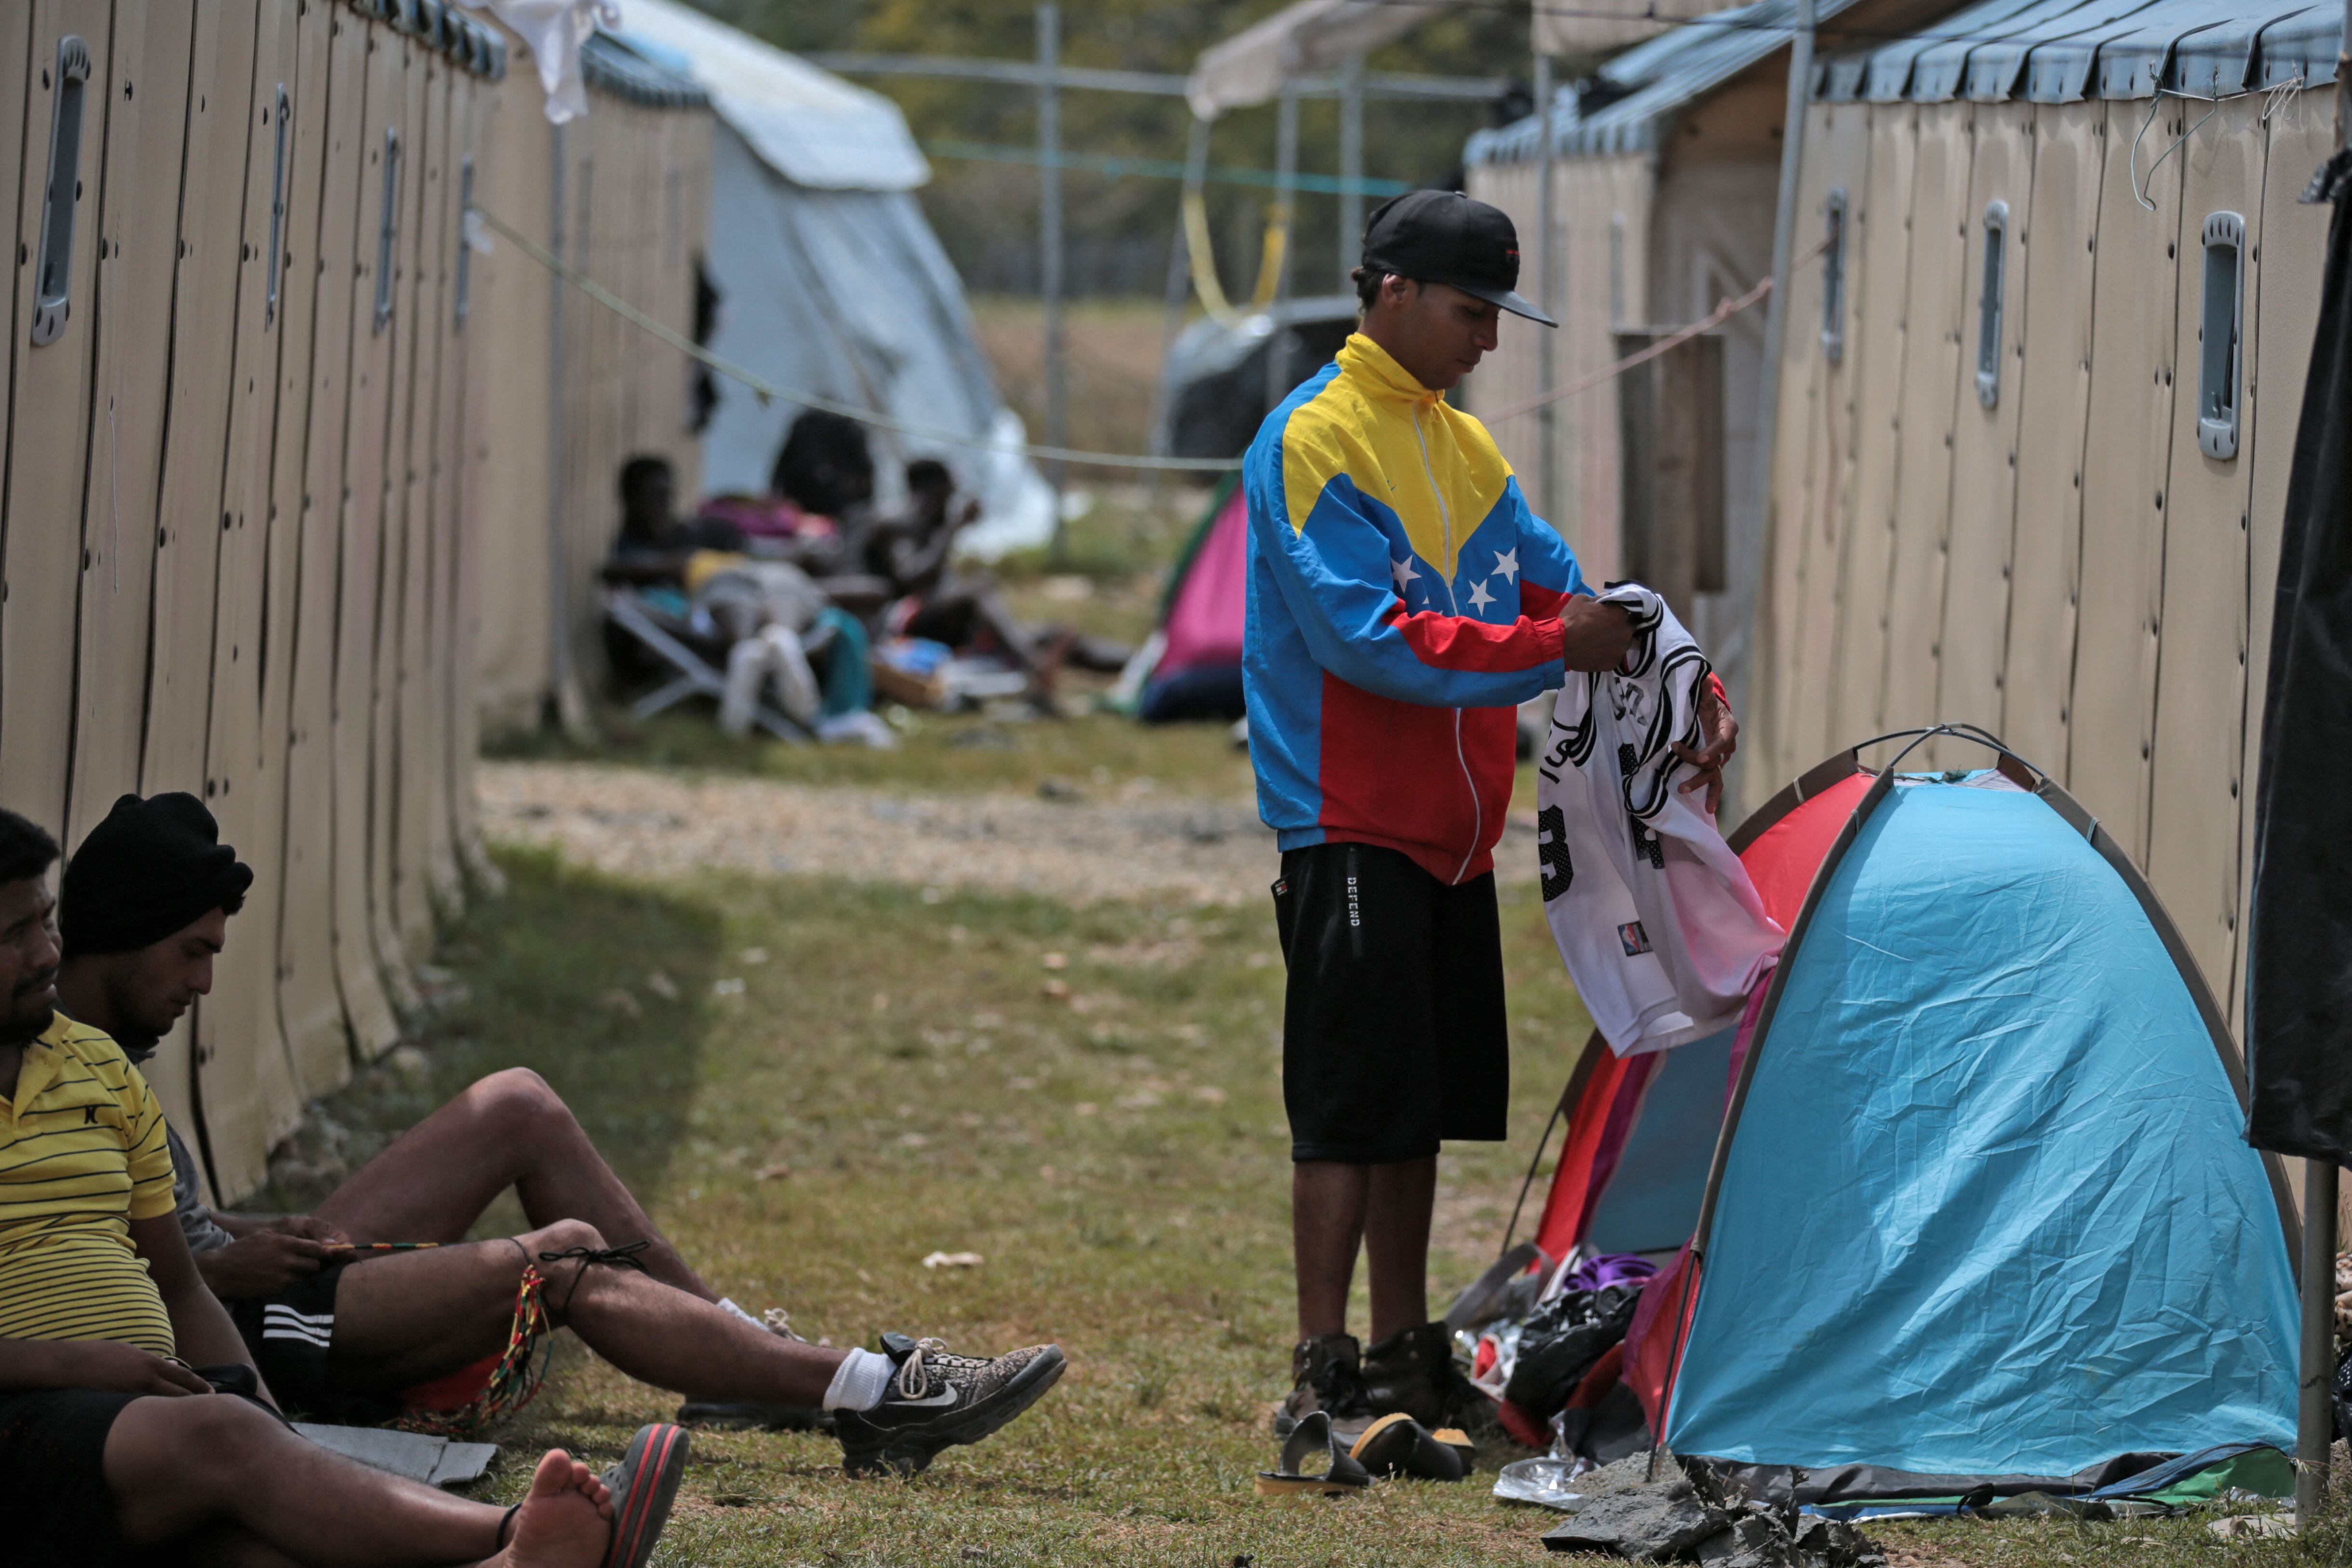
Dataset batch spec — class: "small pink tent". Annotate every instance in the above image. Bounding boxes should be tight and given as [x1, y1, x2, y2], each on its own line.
[1140, 481, 1249, 721]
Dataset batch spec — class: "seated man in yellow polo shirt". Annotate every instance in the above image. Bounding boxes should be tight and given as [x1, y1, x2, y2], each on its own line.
[0, 807, 685, 1568]
[55, 792, 1065, 1479]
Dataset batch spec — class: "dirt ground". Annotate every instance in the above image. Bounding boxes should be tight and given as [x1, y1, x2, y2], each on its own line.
[478, 758, 1548, 907]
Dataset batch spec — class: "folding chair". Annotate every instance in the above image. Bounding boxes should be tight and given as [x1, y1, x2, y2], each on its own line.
[603, 587, 811, 743]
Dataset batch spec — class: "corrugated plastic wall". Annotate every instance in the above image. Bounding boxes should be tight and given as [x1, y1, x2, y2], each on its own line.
[467, 46, 709, 736]
[1754, 85, 2338, 1031]
[0, 0, 708, 1201]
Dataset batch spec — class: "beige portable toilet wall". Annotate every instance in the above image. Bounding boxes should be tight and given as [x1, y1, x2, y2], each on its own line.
[464, 26, 710, 736]
[0, 0, 508, 1202]
[1463, 0, 1962, 796]
[1755, 0, 2340, 1031]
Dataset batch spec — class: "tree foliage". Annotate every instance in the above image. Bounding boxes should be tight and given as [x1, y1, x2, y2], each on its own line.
[682, 0, 1538, 296]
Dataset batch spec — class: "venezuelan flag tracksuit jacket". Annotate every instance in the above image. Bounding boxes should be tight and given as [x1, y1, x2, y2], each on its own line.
[1243, 333, 1589, 887]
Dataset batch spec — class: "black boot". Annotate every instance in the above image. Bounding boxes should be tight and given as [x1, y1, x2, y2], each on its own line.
[1273, 1332, 1374, 1440]
[1362, 1320, 1493, 1432]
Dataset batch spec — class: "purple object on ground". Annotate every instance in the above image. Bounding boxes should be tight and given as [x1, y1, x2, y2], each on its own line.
[1563, 1252, 1659, 1295]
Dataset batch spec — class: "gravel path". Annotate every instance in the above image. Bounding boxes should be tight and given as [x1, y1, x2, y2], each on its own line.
[480, 761, 1546, 905]
[479, 761, 1278, 905]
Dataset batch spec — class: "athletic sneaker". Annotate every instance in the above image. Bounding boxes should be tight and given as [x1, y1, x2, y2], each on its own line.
[1272, 1332, 1375, 1441]
[834, 1333, 1067, 1477]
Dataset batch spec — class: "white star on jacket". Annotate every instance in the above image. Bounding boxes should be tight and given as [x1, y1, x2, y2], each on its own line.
[1492, 548, 1520, 583]
[1467, 577, 1497, 611]
[1391, 557, 1421, 594]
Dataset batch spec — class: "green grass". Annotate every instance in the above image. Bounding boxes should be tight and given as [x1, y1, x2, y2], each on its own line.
[485, 706, 1256, 802]
[316, 844, 1594, 1563]
[287, 759, 2322, 1565]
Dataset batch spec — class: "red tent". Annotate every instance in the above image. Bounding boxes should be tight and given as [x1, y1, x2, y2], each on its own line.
[1517, 752, 1875, 1434]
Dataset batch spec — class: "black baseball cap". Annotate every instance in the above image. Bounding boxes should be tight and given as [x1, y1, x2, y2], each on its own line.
[1360, 189, 1556, 328]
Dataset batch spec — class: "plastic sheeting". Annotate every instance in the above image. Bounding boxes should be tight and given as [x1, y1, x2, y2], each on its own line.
[615, 0, 928, 190]
[1668, 781, 2297, 1477]
[697, 127, 1054, 555]
[1188, 0, 1452, 119]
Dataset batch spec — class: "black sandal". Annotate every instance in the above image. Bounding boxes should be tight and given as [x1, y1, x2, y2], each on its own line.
[1255, 1410, 1372, 1496]
[1350, 1412, 1468, 1481]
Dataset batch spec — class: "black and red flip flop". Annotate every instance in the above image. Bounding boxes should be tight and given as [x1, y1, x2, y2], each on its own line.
[601, 1422, 690, 1568]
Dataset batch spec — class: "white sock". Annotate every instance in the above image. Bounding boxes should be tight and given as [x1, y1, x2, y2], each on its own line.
[822, 1348, 896, 1412]
[716, 1297, 762, 1328]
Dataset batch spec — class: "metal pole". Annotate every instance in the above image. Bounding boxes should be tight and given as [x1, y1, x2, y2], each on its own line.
[1266, 80, 1299, 413]
[1743, 0, 1816, 797]
[1038, 3, 1067, 560]
[1143, 131, 1199, 525]
[545, 123, 583, 736]
[1535, 51, 1558, 522]
[1338, 53, 1366, 290]
[2300, 1159, 2339, 1525]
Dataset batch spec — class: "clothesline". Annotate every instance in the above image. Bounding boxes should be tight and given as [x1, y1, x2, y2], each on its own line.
[471, 201, 1828, 473]
[1483, 231, 1833, 425]
[467, 202, 1243, 474]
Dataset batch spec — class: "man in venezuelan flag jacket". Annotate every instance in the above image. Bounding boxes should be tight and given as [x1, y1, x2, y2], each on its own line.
[1243, 190, 1738, 1441]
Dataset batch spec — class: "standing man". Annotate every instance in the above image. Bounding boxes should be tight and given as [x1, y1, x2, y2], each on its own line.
[1243, 190, 1737, 1437]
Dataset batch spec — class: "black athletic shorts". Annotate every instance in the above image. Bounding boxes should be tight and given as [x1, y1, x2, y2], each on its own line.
[0, 1387, 184, 1567]
[1271, 841, 1510, 1164]
[229, 1258, 390, 1423]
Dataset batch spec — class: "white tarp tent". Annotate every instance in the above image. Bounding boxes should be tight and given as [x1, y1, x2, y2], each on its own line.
[1533, 0, 1753, 57]
[614, 0, 1054, 555]
[1187, 0, 1456, 117]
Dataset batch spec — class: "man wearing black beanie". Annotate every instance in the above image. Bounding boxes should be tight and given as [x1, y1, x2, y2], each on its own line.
[54, 793, 1065, 1475]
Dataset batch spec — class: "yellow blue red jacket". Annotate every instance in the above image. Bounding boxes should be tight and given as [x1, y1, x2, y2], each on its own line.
[1243, 333, 1587, 885]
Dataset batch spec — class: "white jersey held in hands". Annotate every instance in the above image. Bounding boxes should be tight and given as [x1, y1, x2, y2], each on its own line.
[1535, 585, 1783, 1056]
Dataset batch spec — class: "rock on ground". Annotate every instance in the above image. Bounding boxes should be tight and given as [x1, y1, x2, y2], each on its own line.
[1542, 1458, 1887, 1568]
[1544, 1480, 1731, 1560]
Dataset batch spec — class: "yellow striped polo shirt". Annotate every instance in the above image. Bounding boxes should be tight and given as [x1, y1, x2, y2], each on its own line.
[0, 1016, 177, 1354]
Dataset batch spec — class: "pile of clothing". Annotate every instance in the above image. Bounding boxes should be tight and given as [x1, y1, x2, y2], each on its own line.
[1458, 1250, 1661, 1463]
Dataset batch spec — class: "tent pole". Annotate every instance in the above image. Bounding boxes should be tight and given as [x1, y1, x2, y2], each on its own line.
[2299, 1158, 2339, 1524]
[1747, 0, 1816, 784]
[1038, 3, 1067, 561]
[1144, 123, 1204, 531]
[1338, 53, 1365, 289]
[1535, 50, 1557, 523]
[1266, 79, 1299, 413]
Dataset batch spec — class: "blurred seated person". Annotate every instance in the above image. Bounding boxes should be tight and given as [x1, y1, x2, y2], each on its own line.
[693, 410, 879, 575]
[604, 454, 747, 585]
[603, 455, 889, 746]
[688, 552, 890, 746]
[869, 461, 1131, 707]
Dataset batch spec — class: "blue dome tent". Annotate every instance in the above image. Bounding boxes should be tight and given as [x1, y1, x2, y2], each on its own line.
[1646, 729, 2299, 1509]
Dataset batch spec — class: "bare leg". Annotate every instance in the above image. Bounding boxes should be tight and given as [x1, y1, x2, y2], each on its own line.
[1363, 1155, 1437, 1343]
[311, 1068, 710, 1298]
[103, 1393, 611, 1567]
[1292, 1160, 1371, 1340]
[328, 1218, 849, 1405]
[187, 1528, 305, 1568]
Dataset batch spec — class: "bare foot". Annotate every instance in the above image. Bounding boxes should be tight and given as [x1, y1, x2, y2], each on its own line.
[490, 1449, 613, 1568]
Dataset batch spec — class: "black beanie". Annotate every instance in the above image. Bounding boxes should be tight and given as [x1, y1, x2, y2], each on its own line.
[60, 793, 254, 959]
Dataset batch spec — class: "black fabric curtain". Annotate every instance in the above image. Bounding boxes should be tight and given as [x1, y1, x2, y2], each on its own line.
[2247, 147, 2352, 1161]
